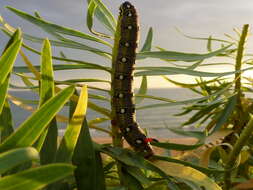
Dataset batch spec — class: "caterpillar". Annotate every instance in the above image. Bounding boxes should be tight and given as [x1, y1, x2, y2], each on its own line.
[111, 1, 155, 157]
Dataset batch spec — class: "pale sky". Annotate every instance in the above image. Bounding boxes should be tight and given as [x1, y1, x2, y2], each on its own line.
[1, 0, 253, 88]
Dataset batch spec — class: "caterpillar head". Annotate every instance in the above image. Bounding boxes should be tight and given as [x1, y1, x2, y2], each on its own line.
[119, 1, 137, 17]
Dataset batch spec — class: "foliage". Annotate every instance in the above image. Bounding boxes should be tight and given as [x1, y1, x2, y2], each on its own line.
[0, 0, 253, 189]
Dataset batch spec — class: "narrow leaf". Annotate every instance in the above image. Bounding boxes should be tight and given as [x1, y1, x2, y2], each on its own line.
[38, 39, 58, 165]
[0, 164, 75, 190]
[22, 32, 111, 56]
[122, 167, 144, 190]
[140, 27, 153, 52]
[0, 39, 22, 84]
[0, 86, 75, 153]
[39, 39, 54, 106]
[72, 118, 104, 190]
[0, 101, 14, 142]
[137, 45, 232, 61]
[0, 147, 39, 174]
[210, 95, 237, 134]
[0, 29, 21, 113]
[13, 63, 110, 73]
[6, 6, 111, 47]
[56, 85, 88, 162]
[86, 0, 114, 37]
[135, 65, 253, 78]
[0, 78, 10, 114]
[137, 83, 232, 110]
[135, 76, 147, 104]
[207, 36, 212, 52]
[151, 141, 203, 151]
[91, 0, 116, 28]
[153, 160, 222, 190]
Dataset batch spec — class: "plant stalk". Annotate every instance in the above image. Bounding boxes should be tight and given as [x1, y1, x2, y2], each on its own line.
[234, 24, 248, 128]
[224, 115, 253, 189]
[234, 24, 248, 96]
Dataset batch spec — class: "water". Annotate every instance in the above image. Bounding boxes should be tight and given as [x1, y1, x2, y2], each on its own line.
[8, 88, 199, 138]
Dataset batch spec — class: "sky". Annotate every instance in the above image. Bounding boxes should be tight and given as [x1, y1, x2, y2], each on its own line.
[1, 0, 253, 88]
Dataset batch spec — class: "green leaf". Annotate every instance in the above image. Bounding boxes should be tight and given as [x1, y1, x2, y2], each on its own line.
[6, 6, 112, 47]
[39, 39, 55, 106]
[87, 1, 98, 33]
[86, 0, 115, 36]
[140, 27, 153, 52]
[0, 78, 10, 114]
[151, 141, 203, 151]
[94, 152, 106, 190]
[0, 29, 21, 113]
[88, 117, 109, 125]
[19, 74, 38, 93]
[88, 93, 110, 102]
[125, 166, 151, 187]
[182, 103, 220, 126]
[0, 85, 75, 153]
[0, 147, 39, 174]
[144, 180, 168, 190]
[93, 0, 116, 25]
[88, 101, 111, 118]
[135, 94, 174, 103]
[88, 0, 116, 31]
[210, 95, 237, 134]
[107, 187, 126, 190]
[1, 27, 112, 60]
[2, 28, 22, 53]
[175, 27, 232, 44]
[13, 63, 110, 73]
[0, 39, 22, 85]
[38, 39, 58, 165]
[72, 117, 105, 190]
[153, 155, 223, 175]
[153, 158, 222, 190]
[207, 35, 212, 52]
[136, 83, 232, 110]
[69, 89, 79, 119]
[22, 32, 111, 56]
[135, 65, 253, 78]
[135, 76, 147, 104]
[136, 44, 232, 61]
[162, 75, 225, 88]
[98, 145, 168, 179]
[56, 86, 88, 162]
[122, 167, 144, 190]
[71, 86, 106, 190]
[0, 100, 14, 142]
[0, 164, 75, 190]
[166, 127, 205, 140]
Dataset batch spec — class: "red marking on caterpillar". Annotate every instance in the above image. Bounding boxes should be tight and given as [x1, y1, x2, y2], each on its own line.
[144, 138, 158, 143]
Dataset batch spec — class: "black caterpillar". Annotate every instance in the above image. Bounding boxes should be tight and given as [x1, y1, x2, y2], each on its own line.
[111, 1, 155, 157]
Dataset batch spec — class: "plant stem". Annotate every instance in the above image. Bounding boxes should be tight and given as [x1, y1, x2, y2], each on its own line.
[224, 115, 253, 190]
[234, 24, 248, 118]
[235, 24, 248, 92]
[110, 14, 124, 184]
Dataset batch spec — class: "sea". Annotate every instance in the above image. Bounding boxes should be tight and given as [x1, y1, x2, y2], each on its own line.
[9, 88, 200, 138]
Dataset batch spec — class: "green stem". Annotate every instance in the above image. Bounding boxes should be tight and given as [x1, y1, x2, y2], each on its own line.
[224, 115, 253, 189]
[234, 24, 248, 111]
[110, 10, 124, 184]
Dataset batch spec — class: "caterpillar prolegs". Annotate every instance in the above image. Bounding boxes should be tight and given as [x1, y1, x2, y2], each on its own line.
[111, 1, 155, 157]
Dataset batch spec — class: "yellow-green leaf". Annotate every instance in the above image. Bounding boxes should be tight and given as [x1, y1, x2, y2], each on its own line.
[153, 160, 222, 190]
